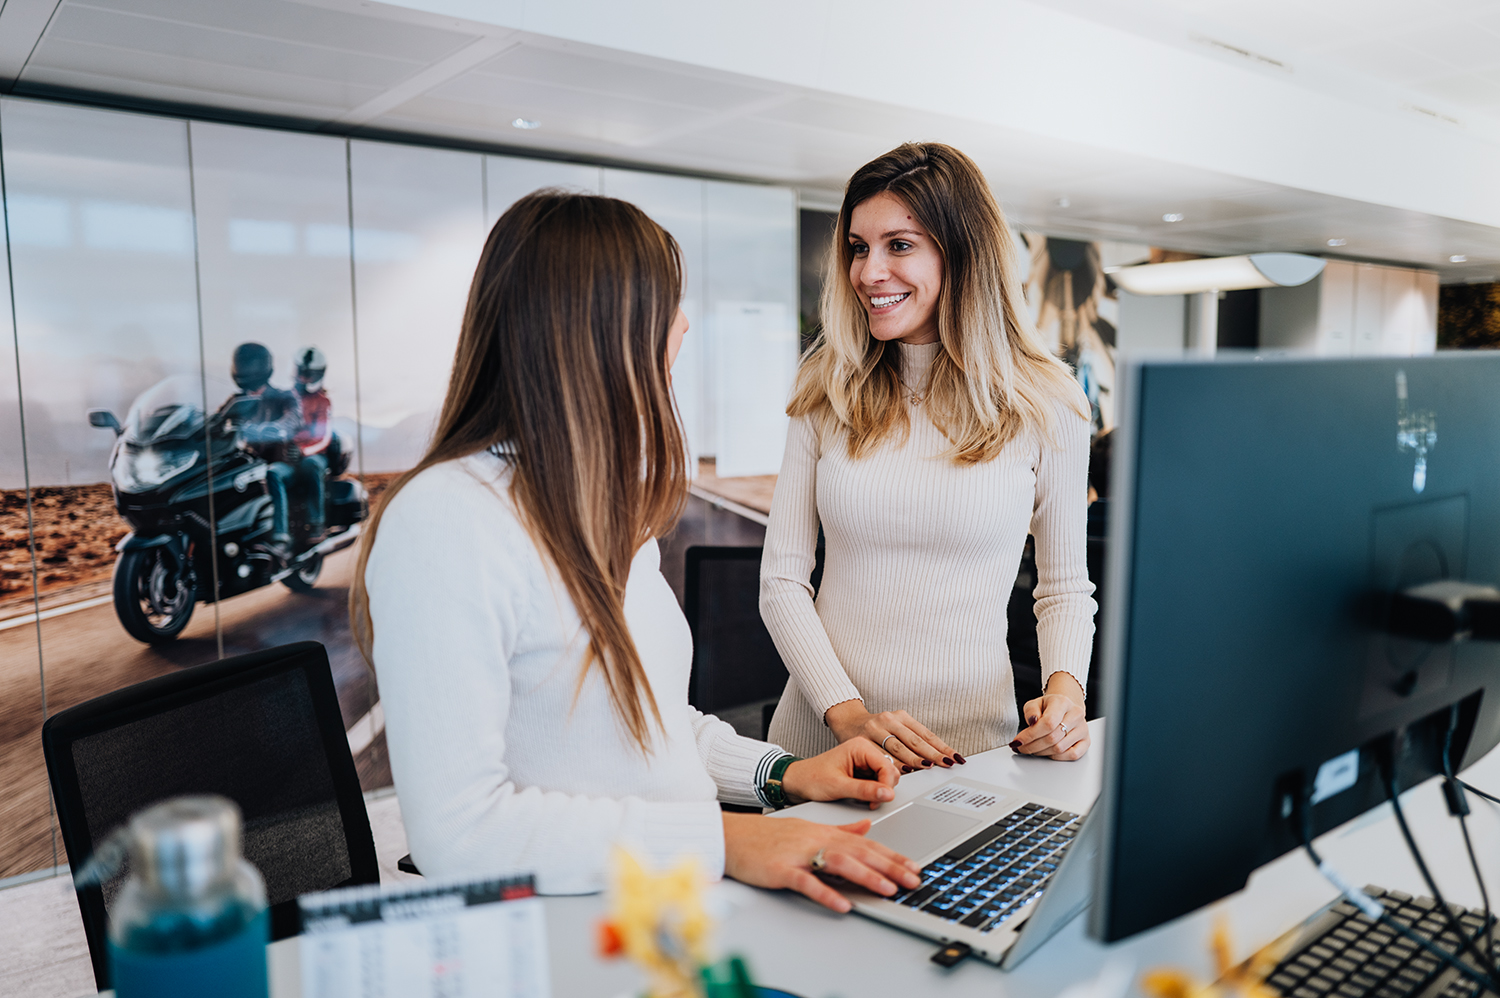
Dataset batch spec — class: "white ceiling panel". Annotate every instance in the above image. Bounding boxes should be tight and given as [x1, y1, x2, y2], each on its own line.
[471, 43, 779, 113]
[25, 38, 386, 112]
[45, 7, 425, 90]
[78, 0, 476, 61]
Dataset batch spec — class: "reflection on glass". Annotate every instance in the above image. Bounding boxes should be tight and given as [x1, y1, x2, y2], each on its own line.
[600, 169, 705, 467]
[1396, 369, 1437, 494]
[704, 181, 798, 477]
[485, 155, 599, 226]
[0, 97, 210, 880]
[349, 140, 485, 475]
[189, 123, 378, 765]
[0, 156, 56, 879]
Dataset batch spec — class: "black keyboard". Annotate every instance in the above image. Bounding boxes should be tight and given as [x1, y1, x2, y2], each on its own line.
[888, 801, 1081, 934]
[1267, 886, 1498, 998]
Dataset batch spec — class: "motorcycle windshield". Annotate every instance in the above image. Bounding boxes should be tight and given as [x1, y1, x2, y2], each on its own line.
[122, 376, 214, 446]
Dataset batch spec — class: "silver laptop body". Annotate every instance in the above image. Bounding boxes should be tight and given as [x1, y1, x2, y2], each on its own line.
[836, 777, 1099, 967]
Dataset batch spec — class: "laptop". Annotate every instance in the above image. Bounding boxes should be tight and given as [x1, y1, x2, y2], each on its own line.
[834, 777, 1098, 967]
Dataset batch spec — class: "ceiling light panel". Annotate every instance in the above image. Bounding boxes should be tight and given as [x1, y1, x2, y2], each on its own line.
[418, 77, 704, 143]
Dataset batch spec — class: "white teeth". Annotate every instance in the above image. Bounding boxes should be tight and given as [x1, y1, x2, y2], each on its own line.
[870, 293, 910, 307]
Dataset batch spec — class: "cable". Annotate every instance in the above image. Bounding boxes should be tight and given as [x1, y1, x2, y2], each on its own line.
[1382, 750, 1500, 986]
[1443, 708, 1497, 972]
[1460, 779, 1500, 807]
[1295, 790, 1500, 994]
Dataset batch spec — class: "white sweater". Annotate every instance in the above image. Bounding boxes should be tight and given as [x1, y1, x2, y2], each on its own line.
[366, 452, 785, 893]
[761, 342, 1096, 758]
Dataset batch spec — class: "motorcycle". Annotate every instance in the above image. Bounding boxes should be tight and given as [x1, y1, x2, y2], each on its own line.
[89, 375, 368, 644]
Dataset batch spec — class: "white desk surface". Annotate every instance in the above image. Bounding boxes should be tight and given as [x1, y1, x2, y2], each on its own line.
[238, 718, 1500, 998]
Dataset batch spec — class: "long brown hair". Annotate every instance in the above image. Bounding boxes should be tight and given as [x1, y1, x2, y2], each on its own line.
[791, 142, 1085, 463]
[351, 191, 688, 751]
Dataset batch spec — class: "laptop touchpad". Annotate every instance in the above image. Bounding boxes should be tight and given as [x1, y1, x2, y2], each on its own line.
[868, 804, 979, 861]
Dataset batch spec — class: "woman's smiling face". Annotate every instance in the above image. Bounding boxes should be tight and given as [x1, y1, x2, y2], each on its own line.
[847, 191, 943, 346]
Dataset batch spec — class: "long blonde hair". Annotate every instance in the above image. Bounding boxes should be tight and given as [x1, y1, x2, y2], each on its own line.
[351, 192, 688, 752]
[790, 142, 1085, 463]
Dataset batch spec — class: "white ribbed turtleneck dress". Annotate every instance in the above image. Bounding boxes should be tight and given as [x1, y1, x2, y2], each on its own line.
[760, 341, 1097, 759]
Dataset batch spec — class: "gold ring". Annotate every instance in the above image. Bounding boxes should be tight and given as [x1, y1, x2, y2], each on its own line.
[810, 848, 828, 872]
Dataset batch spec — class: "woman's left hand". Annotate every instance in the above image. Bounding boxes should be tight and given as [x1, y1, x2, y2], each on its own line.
[1013, 673, 1089, 761]
[781, 737, 902, 810]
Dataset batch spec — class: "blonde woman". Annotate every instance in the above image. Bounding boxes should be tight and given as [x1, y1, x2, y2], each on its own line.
[355, 192, 920, 909]
[761, 143, 1097, 768]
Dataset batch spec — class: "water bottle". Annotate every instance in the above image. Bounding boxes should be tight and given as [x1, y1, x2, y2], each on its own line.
[79, 795, 270, 998]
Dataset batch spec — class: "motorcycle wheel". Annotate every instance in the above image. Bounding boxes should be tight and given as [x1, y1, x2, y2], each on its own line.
[282, 554, 323, 593]
[113, 546, 195, 644]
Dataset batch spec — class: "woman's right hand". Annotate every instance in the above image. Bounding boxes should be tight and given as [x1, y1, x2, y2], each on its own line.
[824, 700, 962, 772]
[722, 812, 921, 912]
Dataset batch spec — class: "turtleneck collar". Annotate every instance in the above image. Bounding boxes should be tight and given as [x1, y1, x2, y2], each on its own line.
[897, 340, 941, 392]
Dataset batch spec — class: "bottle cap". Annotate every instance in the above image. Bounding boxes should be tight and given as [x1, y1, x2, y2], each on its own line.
[127, 796, 241, 898]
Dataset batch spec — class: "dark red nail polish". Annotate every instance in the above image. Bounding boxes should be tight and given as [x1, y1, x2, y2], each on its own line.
[901, 765, 912, 774]
[942, 756, 953, 766]
[954, 753, 966, 765]
[1009, 740, 1022, 750]
[922, 759, 933, 767]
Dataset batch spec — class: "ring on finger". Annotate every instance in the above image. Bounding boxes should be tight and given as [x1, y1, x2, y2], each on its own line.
[810, 848, 828, 873]
[1058, 721, 1070, 737]
[880, 734, 897, 753]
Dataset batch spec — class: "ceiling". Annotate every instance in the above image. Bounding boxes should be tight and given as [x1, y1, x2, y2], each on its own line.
[1052, 0, 1500, 127]
[1, 0, 1499, 281]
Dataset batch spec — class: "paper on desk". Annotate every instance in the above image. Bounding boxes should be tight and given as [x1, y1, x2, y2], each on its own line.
[298, 875, 549, 998]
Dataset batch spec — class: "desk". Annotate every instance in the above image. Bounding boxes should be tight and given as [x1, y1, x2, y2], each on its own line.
[110, 718, 1500, 998]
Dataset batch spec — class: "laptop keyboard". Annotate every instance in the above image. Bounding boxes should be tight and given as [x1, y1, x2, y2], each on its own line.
[888, 801, 1082, 934]
[1266, 886, 1498, 998]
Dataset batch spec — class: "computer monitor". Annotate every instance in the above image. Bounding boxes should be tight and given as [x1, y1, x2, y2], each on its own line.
[1092, 353, 1500, 942]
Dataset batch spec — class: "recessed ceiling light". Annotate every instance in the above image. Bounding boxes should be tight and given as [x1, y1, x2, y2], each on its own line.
[511, 118, 541, 130]
[1054, 197, 1071, 208]
[1327, 238, 1347, 247]
[1162, 213, 1184, 222]
[1450, 254, 1468, 263]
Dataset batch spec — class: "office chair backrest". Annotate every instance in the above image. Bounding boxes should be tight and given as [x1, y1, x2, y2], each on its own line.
[685, 546, 816, 714]
[42, 641, 379, 990]
[1007, 534, 1108, 720]
[1085, 535, 1107, 719]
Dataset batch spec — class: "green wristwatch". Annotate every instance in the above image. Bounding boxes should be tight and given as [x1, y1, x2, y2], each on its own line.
[763, 753, 801, 810]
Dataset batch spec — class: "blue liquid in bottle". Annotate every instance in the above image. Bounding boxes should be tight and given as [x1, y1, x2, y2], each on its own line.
[108, 894, 270, 996]
[109, 898, 269, 998]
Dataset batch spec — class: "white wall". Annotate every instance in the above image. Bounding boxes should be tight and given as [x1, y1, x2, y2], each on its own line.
[1260, 260, 1438, 357]
[704, 181, 798, 478]
[1116, 291, 1186, 356]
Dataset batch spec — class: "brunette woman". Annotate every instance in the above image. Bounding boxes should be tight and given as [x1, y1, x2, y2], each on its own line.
[353, 192, 919, 910]
[761, 143, 1096, 768]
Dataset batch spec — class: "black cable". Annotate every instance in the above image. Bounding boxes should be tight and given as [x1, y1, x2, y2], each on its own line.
[1460, 779, 1500, 806]
[1296, 790, 1500, 994]
[1382, 753, 1500, 986]
[1456, 815, 1497, 973]
[1443, 708, 1497, 972]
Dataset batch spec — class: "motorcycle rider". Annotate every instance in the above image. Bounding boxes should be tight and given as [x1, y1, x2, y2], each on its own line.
[219, 342, 302, 560]
[291, 346, 332, 545]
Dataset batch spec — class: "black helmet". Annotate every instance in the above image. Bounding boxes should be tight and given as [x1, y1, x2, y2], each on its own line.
[231, 342, 273, 392]
[295, 346, 327, 394]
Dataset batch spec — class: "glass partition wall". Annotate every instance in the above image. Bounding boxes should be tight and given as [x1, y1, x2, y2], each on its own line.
[0, 95, 799, 884]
